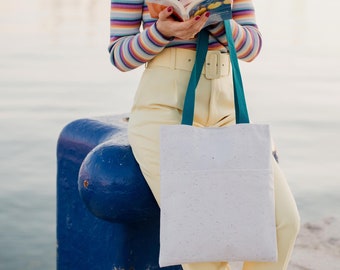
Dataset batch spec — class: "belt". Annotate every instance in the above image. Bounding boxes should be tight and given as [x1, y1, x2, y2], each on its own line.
[146, 48, 230, 79]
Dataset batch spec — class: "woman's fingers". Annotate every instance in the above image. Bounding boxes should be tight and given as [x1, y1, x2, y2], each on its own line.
[187, 12, 210, 34]
[158, 6, 174, 21]
[177, 12, 210, 39]
[157, 10, 210, 40]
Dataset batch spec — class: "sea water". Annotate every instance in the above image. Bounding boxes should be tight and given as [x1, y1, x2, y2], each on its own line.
[0, 0, 339, 269]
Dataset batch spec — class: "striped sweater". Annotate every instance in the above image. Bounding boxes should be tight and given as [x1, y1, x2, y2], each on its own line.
[109, 0, 262, 71]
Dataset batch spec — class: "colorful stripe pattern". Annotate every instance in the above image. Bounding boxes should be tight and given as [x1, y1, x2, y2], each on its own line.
[109, 0, 262, 71]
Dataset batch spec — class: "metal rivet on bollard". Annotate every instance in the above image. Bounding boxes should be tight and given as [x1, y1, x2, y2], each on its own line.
[83, 180, 89, 189]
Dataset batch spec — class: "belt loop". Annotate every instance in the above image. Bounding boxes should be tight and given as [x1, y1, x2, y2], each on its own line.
[205, 51, 221, 79]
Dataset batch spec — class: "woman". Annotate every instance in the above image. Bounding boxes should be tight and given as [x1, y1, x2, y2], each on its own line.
[109, 1, 300, 269]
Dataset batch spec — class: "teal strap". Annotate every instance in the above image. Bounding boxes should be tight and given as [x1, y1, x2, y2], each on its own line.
[181, 20, 249, 125]
[181, 29, 209, 125]
[224, 20, 249, 124]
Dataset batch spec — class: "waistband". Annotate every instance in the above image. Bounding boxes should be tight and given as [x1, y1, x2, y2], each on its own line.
[146, 48, 230, 79]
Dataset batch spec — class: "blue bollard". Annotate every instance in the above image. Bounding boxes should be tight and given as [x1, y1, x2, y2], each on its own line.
[56, 115, 182, 270]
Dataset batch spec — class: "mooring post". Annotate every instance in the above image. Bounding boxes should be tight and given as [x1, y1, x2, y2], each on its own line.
[56, 115, 182, 270]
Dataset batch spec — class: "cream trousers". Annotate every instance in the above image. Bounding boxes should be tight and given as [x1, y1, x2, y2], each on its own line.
[128, 48, 300, 270]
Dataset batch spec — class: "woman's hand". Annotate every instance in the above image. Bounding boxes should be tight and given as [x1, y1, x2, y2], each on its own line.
[156, 7, 210, 40]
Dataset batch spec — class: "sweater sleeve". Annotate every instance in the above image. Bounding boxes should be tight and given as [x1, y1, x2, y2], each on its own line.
[109, 0, 172, 71]
[208, 0, 262, 62]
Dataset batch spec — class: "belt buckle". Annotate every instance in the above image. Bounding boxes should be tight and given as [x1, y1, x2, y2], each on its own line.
[205, 51, 221, 79]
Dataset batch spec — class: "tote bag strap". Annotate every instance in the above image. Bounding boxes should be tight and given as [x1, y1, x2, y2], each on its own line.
[181, 29, 209, 125]
[224, 20, 249, 124]
[181, 19, 249, 125]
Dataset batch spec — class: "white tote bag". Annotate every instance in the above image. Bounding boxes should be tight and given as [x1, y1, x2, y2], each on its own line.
[159, 21, 277, 267]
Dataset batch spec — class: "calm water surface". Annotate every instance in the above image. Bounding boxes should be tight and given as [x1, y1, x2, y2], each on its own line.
[0, 0, 340, 269]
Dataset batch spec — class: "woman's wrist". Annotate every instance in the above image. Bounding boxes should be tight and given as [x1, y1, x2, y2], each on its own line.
[155, 21, 175, 41]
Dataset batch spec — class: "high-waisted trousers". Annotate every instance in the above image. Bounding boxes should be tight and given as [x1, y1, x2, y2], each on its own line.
[127, 48, 300, 270]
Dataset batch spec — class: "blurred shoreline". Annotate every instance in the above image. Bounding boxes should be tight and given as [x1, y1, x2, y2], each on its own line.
[290, 217, 340, 270]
